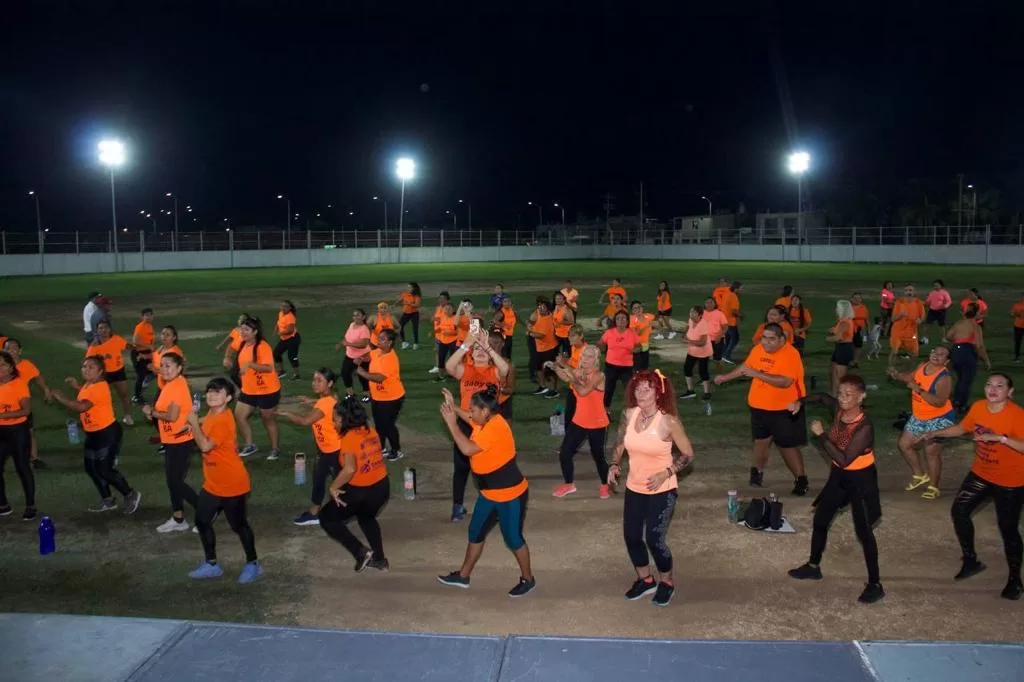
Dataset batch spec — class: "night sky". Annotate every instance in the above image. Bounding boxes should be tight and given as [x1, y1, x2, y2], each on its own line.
[3, 2, 1022, 233]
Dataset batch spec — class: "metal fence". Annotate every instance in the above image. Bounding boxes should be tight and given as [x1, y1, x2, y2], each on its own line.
[3, 225, 1022, 255]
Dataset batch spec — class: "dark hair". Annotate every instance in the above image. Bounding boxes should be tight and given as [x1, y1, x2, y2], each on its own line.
[970, 287, 983, 300]
[690, 305, 704, 318]
[731, 281, 742, 291]
[762, 322, 784, 338]
[964, 304, 978, 319]
[658, 280, 669, 292]
[838, 373, 866, 393]
[3, 337, 21, 350]
[83, 355, 106, 375]
[782, 285, 793, 296]
[241, 316, 266, 348]
[612, 278, 621, 284]
[487, 331, 504, 348]
[883, 281, 893, 288]
[438, 291, 450, 301]
[933, 279, 944, 287]
[409, 282, 422, 296]
[205, 376, 237, 399]
[470, 384, 501, 413]
[629, 299, 642, 310]
[537, 297, 551, 310]
[160, 351, 185, 371]
[873, 316, 881, 324]
[161, 325, 179, 345]
[353, 308, 368, 326]
[334, 398, 370, 435]
[789, 296, 807, 328]
[495, 283, 504, 289]
[613, 310, 630, 325]
[141, 307, 153, 315]
[282, 300, 297, 315]
[989, 372, 1014, 390]
[378, 328, 397, 344]
[315, 367, 338, 385]
[0, 351, 19, 378]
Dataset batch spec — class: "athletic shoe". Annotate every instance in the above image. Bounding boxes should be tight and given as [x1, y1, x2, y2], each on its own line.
[1001, 577, 1023, 601]
[544, 390, 560, 400]
[32, 459, 48, 470]
[792, 476, 810, 496]
[360, 394, 370, 403]
[290, 373, 301, 381]
[156, 517, 189, 533]
[401, 342, 410, 350]
[188, 562, 224, 580]
[22, 507, 37, 521]
[1014, 358, 1021, 364]
[721, 358, 735, 365]
[450, 504, 467, 521]
[238, 561, 264, 584]
[552, 483, 577, 498]
[385, 450, 404, 462]
[624, 578, 657, 600]
[122, 415, 135, 426]
[858, 582, 885, 604]
[428, 366, 440, 374]
[354, 549, 373, 573]
[954, 557, 987, 581]
[598, 484, 610, 499]
[88, 498, 118, 513]
[131, 395, 143, 405]
[192, 525, 199, 534]
[437, 571, 470, 588]
[678, 390, 696, 400]
[266, 448, 280, 461]
[651, 582, 674, 607]
[667, 332, 677, 340]
[749, 467, 763, 487]
[508, 577, 536, 598]
[157, 445, 166, 456]
[367, 557, 390, 572]
[123, 490, 142, 515]
[787, 563, 823, 580]
[293, 511, 320, 526]
[277, 372, 287, 379]
[531, 387, 547, 396]
[0, 505, 12, 517]
[239, 444, 258, 458]
[432, 375, 446, 383]
[653, 334, 665, 341]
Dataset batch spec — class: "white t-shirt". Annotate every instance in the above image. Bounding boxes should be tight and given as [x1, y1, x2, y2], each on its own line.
[83, 301, 99, 332]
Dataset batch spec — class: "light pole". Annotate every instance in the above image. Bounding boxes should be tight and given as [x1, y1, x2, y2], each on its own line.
[553, 202, 565, 225]
[165, 192, 179, 234]
[98, 139, 126, 255]
[373, 195, 388, 231]
[527, 201, 543, 225]
[277, 194, 291, 233]
[446, 209, 457, 230]
[27, 191, 42, 232]
[396, 158, 415, 239]
[458, 199, 472, 230]
[787, 151, 810, 253]
[701, 195, 712, 216]
[967, 184, 977, 227]
[140, 211, 156, 231]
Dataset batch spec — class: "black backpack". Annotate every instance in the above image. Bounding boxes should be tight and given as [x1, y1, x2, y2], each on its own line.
[744, 497, 783, 531]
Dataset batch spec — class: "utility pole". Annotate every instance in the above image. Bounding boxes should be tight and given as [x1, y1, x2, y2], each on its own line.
[639, 182, 644, 228]
[602, 192, 616, 243]
[956, 173, 964, 232]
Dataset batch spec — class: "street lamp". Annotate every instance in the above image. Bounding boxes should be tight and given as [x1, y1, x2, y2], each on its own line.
[396, 158, 415, 235]
[27, 191, 42, 232]
[373, 195, 388, 231]
[277, 194, 291, 232]
[458, 199, 472, 230]
[527, 201, 543, 225]
[98, 139, 126, 239]
[700, 195, 712, 217]
[445, 209, 457, 230]
[787, 151, 811, 247]
[553, 202, 565, 225]
[139, 210, 156, 231]
[165, 192, 179, 234]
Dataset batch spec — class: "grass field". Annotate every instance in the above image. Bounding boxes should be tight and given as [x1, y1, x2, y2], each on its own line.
[0, 260, 1021, 640]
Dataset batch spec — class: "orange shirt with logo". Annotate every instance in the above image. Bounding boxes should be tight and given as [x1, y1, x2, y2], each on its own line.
[470, 415, 527, 502]
[0, 379, 30, 426]
[400, 292, 421, 315]
[85, 335, 128, 373]
[459, 362, 500, 410]
[312, 395, 342, 453]
[277, 311, 298, 340]
[77, 381, 116, 432]
[200, 409, 250, 497]
[961, 400, 1024, 488]
[155, 375, 193, 444]
[744, 343, 805, 411]
[368, 349, 405, 401]
[341, 426, 388, 487]
[238, 341, 281, 396]
[532, 314, 557, 353]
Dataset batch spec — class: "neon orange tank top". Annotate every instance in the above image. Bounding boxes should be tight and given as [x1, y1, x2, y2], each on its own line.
[911, 364, 953, 420]
[572, 383, 609, 429]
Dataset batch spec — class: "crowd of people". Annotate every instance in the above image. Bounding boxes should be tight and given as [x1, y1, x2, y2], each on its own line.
[0, 277, 1021, 604]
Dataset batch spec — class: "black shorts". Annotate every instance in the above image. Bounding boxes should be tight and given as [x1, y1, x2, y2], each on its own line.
[925, 309, 947, 326]
[239, 390, 281, 411]
[750, 407, 807, 448]
[831, 342, 855, 366]
[105, 368, 128, 383]
[26, 414, 34, 429]
[556, 336, 570, 355]
[658, 308, 672, 317]
[535, 348, 558, 373]
[852, 330, 864, 348]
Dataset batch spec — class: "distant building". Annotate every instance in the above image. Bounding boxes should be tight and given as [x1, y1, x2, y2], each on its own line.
[755, 211, 826, 243]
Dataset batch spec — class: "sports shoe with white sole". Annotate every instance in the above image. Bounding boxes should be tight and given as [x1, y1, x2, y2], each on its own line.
[156, 517, 190, 533]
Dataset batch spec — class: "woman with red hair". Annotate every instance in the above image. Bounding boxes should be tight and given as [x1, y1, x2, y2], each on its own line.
[608, 369, 695, 607]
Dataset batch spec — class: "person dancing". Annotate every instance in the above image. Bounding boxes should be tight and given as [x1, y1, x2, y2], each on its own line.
[235, 317, 282, 460]
[84, 320, 134, 425]
[608, 369, 695, 607]
[273, 300, 301, 380]
[549, 345, 611, 499]
[945, 304, 990, 416]
[3, 338, 53, 469]
[0, 351, 36, 520]
[356, 329, 405, 462]
[335, 308, 371, 403]
[826, 300, 856, 396]
[396, 282, 422, 350]
[680, 305, 713, 402]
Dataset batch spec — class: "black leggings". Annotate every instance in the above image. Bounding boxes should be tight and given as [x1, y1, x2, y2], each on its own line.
[633, 350, 650, 370]
[603, 363, 634, 408]
[311, 450, 340, 507]
[398, 312, 420, 344]
[951, 471, 1023, 578]
[437, 341, 456, 371]
[273, 335, 301, 369]
[500, 337, 513, 360]
[722, 326, 740, 361]
[950, 343, 978, 412]
[164, 441, 199, 514]
[810, 465, 881, 584]
[196, 490, 257, 564]
[0, 423, 34, 508]
[84, 423, 132, 499]
[1014, 327, 1024, 360]
[341, 356, 370, 392]
[452, 417, 474, 506]
[319, 477, 390, 561]
[683, 355, 710, 381]
[559, 422, 609, 484]
[131, 352, 153, 400]
[623, 488, 677, 573]
[564, 390, 577, 427]
[371, 397, 404, 452]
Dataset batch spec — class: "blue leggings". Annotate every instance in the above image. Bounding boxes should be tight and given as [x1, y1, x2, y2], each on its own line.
[468, 490, 529, 550]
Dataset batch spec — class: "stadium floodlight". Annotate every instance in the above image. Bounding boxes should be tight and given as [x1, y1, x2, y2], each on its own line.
[277, 194, 291, 232]
[98, 139, 126, 240]
[787, 151, 811, 260]
[396, 158, 415, 233]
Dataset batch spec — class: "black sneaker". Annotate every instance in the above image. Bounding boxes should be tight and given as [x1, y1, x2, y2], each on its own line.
[624, 577, 657, 600]
[32, 459, 48, 470]
[367, 557, 390, 572]
[792, 476, 810, 496]
[678, 390, 697, 400]
[450, 504, 467, 522]
[360, 394, 370, 403]
[508, 577, 536, 598]
[749, 467, 764, 487]
[787, 563, 823, 580]
[22, 507, 37, 522]
[651, 582, 675, 607]
[531, 386, 547, 396]
[0, 505, 12, 517]
[1001, 577, 1023, 601]
[545, 391, 560, 400]
[858, 582, 885, 604]
[354, 549, 373, 573]
[701, 392, 712, 401]
[437, 571, 470, 589]
[954, 557, 987, 581]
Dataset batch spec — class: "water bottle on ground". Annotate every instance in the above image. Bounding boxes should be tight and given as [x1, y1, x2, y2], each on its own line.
[293, 453, 306, 486]
[727, 490, 739, 523]
[403, 468, 417, 500]
[39, 517, 56, 555]
[66, 419, 80, 444]
[704, 400, 713, 416]
[192, 393, 202, 413]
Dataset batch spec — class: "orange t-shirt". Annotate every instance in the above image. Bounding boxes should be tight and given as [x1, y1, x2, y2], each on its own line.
[775, 296, 793, 309]
[532, 313, 557, 353]
[370, 312, 395, 346]
[911, 364, 953, 420]
[436, 313, 458, 344]
[656, 291, 671, 312]
[459, 362, 500, 411]
[568, 342, 587, 369]
[155, 375, 193, 445]
[720, 291, 740, 326]
[606, 286, 627, 302]
[744, 343, 805, 411]
[152, 344, 184, 389]
[368, 349, 405, 401]
[200, 409, 250, 497]
[961, 400, 1024, 488]
[831, 319, 855, 343]
[892, 298, 924, 338]
[133, 321, 155, 353]
[277, 311, 298, 340]
[789, 307, 812, 338]
[960, 297, 988, 321]
[630, 312, 655, 348]
[85, 335, 127, 373]
[15, 359, 40, 384]
[752, 321, 794, 345]
[500, 309, 517, 338]
[312, 395, 342, 453]
[228, 328, 243, 352]
[0, 378, 30, 426]
[852, 303, 870, 331]
[400, 292, 421, 315]
[455, 314, 474, 345]
[712, 286, 731, 311]
[470, 415, 527, 502]
[238, 341, 281, 396]
[341, 426, 388, 487]
[703, 309, 728, 340]
[553, 305, 573, 339]
[77, 381, 115, 432]
[1012, 303, 1024, 329]
[603, 303, 625, 319]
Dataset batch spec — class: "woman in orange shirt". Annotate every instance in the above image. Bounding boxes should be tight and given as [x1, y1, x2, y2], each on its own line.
[319, 398, 391, 572]
[681, 306, 713, 401]
[488, 331, 517, 424]
[356, 328, 405, 462]
[550, 345, 611, 499]
[131, 307, 156, 403]
[395, 282, 422, 350]
[432, 302, 459, 382]
[273, 300, 301, 380]
[552, 292, 575, 356]
[752, 306, 795, 345]
[85, 320, 133, 425]
[598, 279, 628, 307]
[607, 369, 695, 607]
[598, 293, 627, 330]
[185, 377, 262, 584]
[368, 301, 396, 349]
[775, 285, 794, 309]
[277, 368, 342, 527]
[826, 300, 857, 396]
[555, 326, 587, 425]
[528, 298, 560, 398]
[428, 291, 451, 374]
[0, 351, 36, 520]
[142, 351, 198, 533]
[653, 281, 675, 340]
[629, 301, 655, 370]
[1012, 293, 1024, 362]
[438, 385, 534, 597]
[51, 355, 141, 515]
[788, 294, 812, 355]
[235, 316, 282, 460]
[719, 281, 743, 363]
[850, 293, 870, 368]
[920, 373, 1024, 600]
[218, 313, 248, 389]
[960, 288, 988, 328]
[3, 338, 52, 469]
[492, 296, 518, 360]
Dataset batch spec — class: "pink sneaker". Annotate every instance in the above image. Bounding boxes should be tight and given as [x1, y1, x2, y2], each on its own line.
[599, 485, 610, 499]
[553, 483, 577, 498]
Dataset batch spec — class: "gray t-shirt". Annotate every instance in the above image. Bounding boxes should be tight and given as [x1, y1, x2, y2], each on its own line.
[89, 307, 109, 334]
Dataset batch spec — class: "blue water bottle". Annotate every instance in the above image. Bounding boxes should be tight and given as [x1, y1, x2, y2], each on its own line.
[39, 516, 56, 555]
[66, 419, 80, 444]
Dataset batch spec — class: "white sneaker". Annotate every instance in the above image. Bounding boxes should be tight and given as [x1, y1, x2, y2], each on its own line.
[122, 415, 135, 426]
[428, 367, 440, 374]
[653, 334, 665, 340]
[156, 517, 189, 534]
[667, 332, 677, 340]
[721, 358, 735, 365]
[401, 341, 411, 350]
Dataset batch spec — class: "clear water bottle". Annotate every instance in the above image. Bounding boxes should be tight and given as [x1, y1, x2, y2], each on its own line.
[192, 392, 202, 413]
[727, 490, 739, 523]
[704, 400, 713, 416]
[66, 419, 80, 444]
[293, 453, 306, 486]
[403, 467, 417, 500]
[39, 516, 56, 555]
